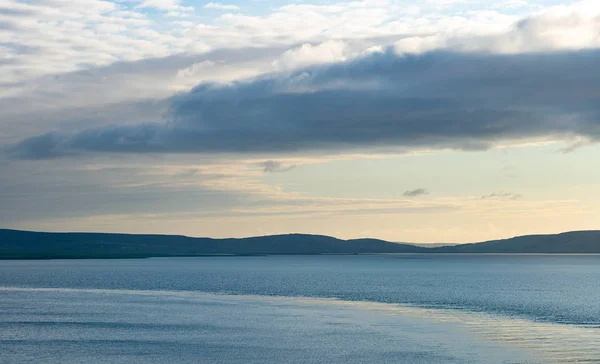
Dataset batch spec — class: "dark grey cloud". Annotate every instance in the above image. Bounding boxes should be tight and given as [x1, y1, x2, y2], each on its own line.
[403, 188, 429, 197]
[259, 160, 296, 173]
[8, 49, 600, 159]
[0, 44, 313, 144]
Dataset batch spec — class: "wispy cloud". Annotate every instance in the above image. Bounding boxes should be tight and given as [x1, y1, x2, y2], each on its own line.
[403, 189, 429, 197]
[258, 160, 296, 173]
[136, 0, 193, 11]
[204, 3, 240, 11]
[481, 192, 522, 200]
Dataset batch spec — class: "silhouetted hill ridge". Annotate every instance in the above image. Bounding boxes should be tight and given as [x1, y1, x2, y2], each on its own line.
[0, 229, 599, 259]
[433, 230, 600, 253]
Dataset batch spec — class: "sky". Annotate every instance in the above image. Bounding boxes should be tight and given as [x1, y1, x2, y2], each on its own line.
[1, 0, 600, 243]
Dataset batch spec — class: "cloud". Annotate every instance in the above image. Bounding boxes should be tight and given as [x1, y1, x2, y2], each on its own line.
[176, 60, 220, 78]
[5, 1, 600, 160]
[481, 192, 522, 200]
[403, 188, 429, 197]
[9, 47, 600, 160]
[258, 160, 296, 173]
[204, 3, 240, 11]
[136, 0, 193, 12]
[394, 2, 600, 55]
[0, 45, 297, 144]
[558, 136, 596, 153]
[271, 41, 349, 71]
[0, 156, 454, 225]
[2, 0, 599, 97]
[4, 0, 600, 243]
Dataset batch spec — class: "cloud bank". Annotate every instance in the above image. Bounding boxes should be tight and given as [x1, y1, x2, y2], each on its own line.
[5, 0, 600, 160]
[9, 47, 600, 159]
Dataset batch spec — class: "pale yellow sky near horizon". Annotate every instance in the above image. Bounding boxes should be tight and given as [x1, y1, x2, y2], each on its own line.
[7, 142, 599, 244]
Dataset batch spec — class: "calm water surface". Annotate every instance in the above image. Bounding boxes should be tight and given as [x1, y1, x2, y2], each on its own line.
[1, 255, 599, 363]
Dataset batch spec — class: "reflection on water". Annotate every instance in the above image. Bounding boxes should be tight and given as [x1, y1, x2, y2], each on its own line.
[1, 255, 600, 363]
[1, 286, 599, 363]
[282, 296, 600, 364]
[1, 255, 599, 326]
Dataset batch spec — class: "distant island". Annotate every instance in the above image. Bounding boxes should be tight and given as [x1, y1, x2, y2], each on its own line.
[1, 229, 599, 259]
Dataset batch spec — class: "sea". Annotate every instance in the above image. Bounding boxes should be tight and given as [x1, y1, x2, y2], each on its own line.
[1, 254, 599, 363]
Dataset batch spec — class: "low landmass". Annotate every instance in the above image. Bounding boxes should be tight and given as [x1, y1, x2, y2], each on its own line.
[0, 229, 599, 259]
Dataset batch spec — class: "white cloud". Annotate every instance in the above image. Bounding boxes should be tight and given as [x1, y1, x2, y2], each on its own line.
[176, 60, 220, 78]
[2, 0, 598, 99]
[271, 41, 349, 71]
[393, 1, 600, 55]
[493, 0, 530, 10]
[204, 3, 240, 11]
[165, 11, 191, 17]
[136, 0, 194, 12]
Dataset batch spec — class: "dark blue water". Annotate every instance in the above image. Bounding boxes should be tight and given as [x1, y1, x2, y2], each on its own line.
[1, 255, 599, 363]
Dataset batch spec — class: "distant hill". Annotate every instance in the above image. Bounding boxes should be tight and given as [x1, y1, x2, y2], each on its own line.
[0, 229, 425, 259]
[433, 231, 600, 254]
[0, 229, 599, 259]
